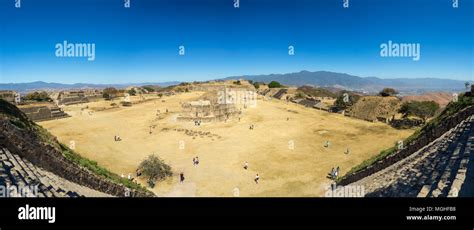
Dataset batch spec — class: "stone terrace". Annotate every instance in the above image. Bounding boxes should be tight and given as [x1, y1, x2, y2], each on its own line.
[350, 115, 474, 197]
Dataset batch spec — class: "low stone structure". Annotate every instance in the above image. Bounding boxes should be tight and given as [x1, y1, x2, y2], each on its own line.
[177, 100, 239, 122]
[18, 105, 69, 122]
[56, 90, 89, 105]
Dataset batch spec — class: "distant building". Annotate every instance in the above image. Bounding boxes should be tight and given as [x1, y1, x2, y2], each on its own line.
[56, 90, 89, 105]
[0, 90, 20, 104]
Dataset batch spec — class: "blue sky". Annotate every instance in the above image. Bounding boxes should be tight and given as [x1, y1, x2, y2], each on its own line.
[0, 0, 473, 84]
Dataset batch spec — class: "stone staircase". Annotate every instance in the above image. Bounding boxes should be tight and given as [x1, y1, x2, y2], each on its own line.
[50, 107, 69, 119]
[0, 147, 110, 197]
[273, 89, 288, 99]
[350, 115, 474, 197]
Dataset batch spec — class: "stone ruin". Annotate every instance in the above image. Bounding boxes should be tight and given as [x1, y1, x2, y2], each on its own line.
[177, 87, 256, 122]
[18, 104, 69, 122]
[177, 100, 239, 122]
[54, 90, 101, 106]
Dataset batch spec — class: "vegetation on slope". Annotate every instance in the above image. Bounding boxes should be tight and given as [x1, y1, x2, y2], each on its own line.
[399, 101, 440, 121]
[0, 99, 148, 192]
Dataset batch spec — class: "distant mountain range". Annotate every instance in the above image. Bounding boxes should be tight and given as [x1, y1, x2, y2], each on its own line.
[223, 71, 470, 94]
[0, 81, 180, 93]
[1, 71, 470, 94]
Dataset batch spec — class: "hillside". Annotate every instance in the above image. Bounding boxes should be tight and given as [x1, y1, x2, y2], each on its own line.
[402, 92, 453, 107]
[223, 70, 469, 93]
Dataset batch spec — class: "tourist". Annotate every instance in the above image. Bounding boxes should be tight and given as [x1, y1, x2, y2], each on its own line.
[195, 156, 200, 165]
[128, 173, 132, 180]
[330, 167, 335, 179]
[324, 141, 330, 148]
[255, 174, 260, 184]
[192, 157, 196, 165]
[180, 172, 185, 183]
[243, 161, 249, 170]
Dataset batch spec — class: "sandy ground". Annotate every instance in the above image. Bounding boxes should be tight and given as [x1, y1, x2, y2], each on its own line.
[39, 92, 413, 197]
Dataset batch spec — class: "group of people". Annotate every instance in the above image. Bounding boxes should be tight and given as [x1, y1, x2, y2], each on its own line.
[192, 156, 200, 166]
[194, 120, 202, 126]
[243, 161, 260, 184]
[249, 124, 255, 130]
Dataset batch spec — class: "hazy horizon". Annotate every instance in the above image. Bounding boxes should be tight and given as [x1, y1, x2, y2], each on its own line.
[0, 69, 472, 85]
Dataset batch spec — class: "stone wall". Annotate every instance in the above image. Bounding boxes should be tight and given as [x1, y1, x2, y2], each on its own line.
[338, 105, 474, 186]
[0, 120, 154, 197]
[390, 118, 424, 129]
[19, 106, 69, 122]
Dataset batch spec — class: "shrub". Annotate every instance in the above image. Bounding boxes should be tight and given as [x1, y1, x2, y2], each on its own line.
[24, 91, 51, 102]
[379, 88, 398, 97]
[103, 87, 118, 100]
[138, 154, 172, 187]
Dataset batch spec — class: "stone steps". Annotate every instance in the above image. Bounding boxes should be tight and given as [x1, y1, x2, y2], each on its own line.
[448, 123, 474, 197]
[350, 115, 474, 197]
[429, 117, 474, 197]
[0, 147, 110, 197]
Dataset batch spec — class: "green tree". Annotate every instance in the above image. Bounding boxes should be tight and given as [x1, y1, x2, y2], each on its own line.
[128, 88, 137, 96]
[268, 81, 282, 88]
[399, 101, 440, 121]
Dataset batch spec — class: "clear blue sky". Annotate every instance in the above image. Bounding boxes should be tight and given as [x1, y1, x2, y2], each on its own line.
[0, 0, 473, 84]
